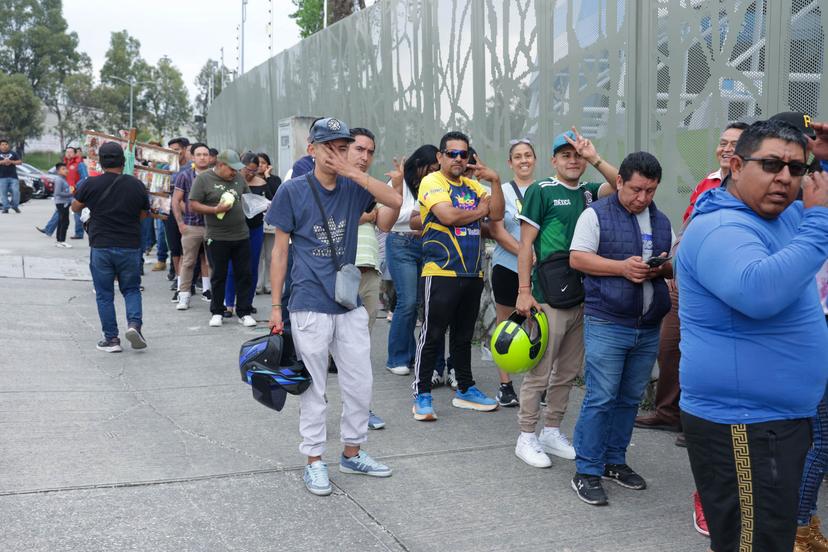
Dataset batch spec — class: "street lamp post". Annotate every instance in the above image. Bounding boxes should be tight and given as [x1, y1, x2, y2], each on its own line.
[108, 75, 156, 129]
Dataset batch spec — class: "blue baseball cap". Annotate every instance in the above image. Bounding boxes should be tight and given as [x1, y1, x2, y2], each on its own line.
[552, 130, 577, 155]
[309, 117, 355, 144]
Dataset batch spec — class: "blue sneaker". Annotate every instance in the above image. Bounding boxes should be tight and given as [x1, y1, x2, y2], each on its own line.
[452, 386, 499, 412]
[368, 410, 385, 430]
[303, 461, 332, 496]
[412, 393, 437, 421]
[339, 451, 392, 477]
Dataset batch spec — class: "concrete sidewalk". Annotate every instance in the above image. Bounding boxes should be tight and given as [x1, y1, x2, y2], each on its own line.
[1, 200, 817, 551]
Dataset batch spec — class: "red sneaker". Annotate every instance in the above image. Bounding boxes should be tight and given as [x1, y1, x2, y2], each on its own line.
[693, 491, 710, 537]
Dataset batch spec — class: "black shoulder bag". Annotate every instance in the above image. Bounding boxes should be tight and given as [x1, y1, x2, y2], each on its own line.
[306, 173, 362, 310]
[535, 188, 591, 309]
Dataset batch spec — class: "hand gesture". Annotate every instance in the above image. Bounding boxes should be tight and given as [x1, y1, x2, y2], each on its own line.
[264, 165, 272, 178]
[515, 289, 541, 317]
[808, 122, 828, 162]
[803, 170, 828, 210]
[214, 201, 233, 214]
[322, 142, 352, 176]
[620, 256, 651, 284]
[269, 306, 284, 333]
[384, 156, 405, 191]
[468, 154, 500, 183]
[564, 126, 599, 165]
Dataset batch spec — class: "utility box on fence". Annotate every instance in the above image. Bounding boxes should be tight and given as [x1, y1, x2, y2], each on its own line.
[277, 116, 316, 180]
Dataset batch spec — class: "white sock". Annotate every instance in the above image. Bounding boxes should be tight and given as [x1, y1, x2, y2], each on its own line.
[521, 431, 536, 439]
[176, 276, 180, 290]
[202, 277, 211, 291]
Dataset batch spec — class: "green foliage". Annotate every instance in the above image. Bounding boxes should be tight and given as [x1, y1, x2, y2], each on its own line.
[22, 151, 61, 171]
[97, 30, 153, 132]
[193, 59, 230, 142]
[0, 74, 43, 148]
[290, 0, 324, 38]
[143, 56, 192, 140]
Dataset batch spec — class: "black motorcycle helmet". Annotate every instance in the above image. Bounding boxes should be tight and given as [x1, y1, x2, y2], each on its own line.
[239, 329, 312, 411]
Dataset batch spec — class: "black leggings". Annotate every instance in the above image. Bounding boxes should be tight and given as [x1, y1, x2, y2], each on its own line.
[56, 204, 70, 242]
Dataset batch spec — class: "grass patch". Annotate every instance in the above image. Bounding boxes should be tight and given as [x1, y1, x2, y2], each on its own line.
[23, 151, 62, 171]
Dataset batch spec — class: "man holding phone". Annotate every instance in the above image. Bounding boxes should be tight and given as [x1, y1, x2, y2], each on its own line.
[566, 151, 676, 506]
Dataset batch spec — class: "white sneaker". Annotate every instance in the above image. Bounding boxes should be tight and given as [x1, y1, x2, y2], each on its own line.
[538, 427, 576, 460]
[176, 292, 191, 310]
[55, 242, 72, 248]
[515, 433, 552, 468]
[239, 315, 257, 327]
[209, 314, 223, 327]
[446, 368, 458, 389]
[386, 365, 410, 376]
[431, 371, 444, 387]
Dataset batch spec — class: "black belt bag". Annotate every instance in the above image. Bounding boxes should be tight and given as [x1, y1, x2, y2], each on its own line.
[536, 251, 584, 309]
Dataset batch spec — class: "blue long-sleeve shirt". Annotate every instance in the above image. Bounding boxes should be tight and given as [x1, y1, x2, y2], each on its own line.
[676, 187, 828, 424]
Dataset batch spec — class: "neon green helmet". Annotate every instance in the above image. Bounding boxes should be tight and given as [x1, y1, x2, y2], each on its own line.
[490, 309, 549, 374]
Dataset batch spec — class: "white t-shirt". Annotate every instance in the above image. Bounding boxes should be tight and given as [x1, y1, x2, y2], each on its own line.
[570, 206, 676, 314]
[390, 180, 418, 233]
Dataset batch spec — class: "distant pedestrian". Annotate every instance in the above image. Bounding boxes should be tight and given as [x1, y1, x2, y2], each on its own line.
[0, 139, 22, 213]
[72, 142, 150, 353]
[52, 163, 73, 249]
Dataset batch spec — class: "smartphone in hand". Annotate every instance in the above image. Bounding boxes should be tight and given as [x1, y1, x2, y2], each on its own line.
[646, 256, 672, 268]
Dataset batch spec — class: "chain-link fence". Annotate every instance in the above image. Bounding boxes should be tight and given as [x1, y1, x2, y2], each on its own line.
[208, 0, 824, 224]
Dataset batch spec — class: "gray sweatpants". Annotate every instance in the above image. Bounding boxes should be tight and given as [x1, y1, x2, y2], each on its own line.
[290, 308, 372, 457]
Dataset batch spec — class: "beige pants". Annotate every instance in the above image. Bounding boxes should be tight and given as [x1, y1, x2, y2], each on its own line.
[358, 268, 380, 335]
[517, 302, 584, 433]
[179, 224, 206, 293]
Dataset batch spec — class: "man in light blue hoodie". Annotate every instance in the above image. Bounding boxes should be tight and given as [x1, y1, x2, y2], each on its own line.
[677, 118, 828, 552]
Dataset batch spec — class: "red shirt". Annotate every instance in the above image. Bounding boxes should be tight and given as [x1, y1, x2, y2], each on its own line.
[683, 169, 722, 223]
[63, 155, 82, 187]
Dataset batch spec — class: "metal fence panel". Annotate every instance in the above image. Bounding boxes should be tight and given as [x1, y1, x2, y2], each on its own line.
[208, 0, 824, 224]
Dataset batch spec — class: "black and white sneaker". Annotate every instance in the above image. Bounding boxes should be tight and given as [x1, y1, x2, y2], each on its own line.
[540, 390, 547, 407]
[125, 325, 147, 350]
[201, 289, 212, 302]
[96, 337, 123, 353]
[572, 473, 608, 506]
[170, 290, 179, 303]
[496, 382, 519, 407]
[603, 464, 646, 490]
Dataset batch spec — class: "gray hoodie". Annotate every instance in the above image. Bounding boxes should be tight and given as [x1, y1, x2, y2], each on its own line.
[53, 175, 72, 205]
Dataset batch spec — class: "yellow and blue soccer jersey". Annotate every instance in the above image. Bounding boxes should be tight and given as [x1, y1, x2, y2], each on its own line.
[418, 171, 487, 278]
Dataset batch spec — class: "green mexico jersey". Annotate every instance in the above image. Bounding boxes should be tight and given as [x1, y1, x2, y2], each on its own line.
[517, 177, 603, 303]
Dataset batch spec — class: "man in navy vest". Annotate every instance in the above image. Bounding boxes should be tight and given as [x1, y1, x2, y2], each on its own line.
[567, 151, 676, 506]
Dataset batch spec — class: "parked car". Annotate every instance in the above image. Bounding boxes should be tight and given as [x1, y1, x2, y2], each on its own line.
[18, 163, 56, 199]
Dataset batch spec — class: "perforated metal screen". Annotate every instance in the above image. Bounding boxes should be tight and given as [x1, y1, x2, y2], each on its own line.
[208, 0, 824, 223]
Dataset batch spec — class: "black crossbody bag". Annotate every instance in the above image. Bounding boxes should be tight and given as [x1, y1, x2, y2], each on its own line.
[306, 173, 361, 310]
[535, 188, 591, 309]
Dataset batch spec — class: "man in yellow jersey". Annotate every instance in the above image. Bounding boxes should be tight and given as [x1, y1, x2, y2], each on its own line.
[411, 131, 504, 421]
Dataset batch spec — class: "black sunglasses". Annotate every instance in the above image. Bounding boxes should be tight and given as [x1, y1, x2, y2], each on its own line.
[442, 149, 469, 160]
[741, 156, 809, 177]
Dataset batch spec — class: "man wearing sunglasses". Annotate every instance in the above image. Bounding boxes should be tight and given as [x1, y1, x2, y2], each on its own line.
[411, 131, 505, 421]
[676, 118, 828, 551]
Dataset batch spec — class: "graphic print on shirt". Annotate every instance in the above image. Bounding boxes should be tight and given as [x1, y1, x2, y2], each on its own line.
[642, 232, 653, 260]
[312, 216, 347, 258]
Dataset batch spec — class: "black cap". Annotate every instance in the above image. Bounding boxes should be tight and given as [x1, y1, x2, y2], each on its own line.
[769, 112, 816, 139]
[98, 141, 125, 168]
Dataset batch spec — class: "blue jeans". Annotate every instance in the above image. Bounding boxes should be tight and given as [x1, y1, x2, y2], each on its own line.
[154, 219, 168, 261]
[0, 177, 19, 210]
[43, 209, 59, 235]
[573, 316, 660, 476]
[141, 218, 155, 252]
[384, 232, 446, 372]
[89, 247, 143, 339]
[797, 386, 828, 525]
[73, 211, 84, 238]
[225, 225, 264, 307]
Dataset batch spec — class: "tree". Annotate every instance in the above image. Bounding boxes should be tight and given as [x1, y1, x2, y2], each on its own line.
[289, 0, 367, 38]
[54, 72, 105, 148]
[193, 59, 230, 142]
[143, 56, 192, 140]
[0, 74, 44, 152]
[97, 30, 152, 132]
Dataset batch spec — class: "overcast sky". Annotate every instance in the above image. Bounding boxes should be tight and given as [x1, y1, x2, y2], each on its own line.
[62, 0, 307, 99]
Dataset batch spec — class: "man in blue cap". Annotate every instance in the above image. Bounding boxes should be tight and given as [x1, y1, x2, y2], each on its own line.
[266, 117, 403, 496]
[513, 127, 619, 469]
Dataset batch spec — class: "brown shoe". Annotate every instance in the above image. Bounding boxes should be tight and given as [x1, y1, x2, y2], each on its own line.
[810, 515, 828, 552]
[151, 261, 166, 271]
[634, 414, 680, 432]
[796, 524, 814, 552]
[674, 432, 687, 448]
